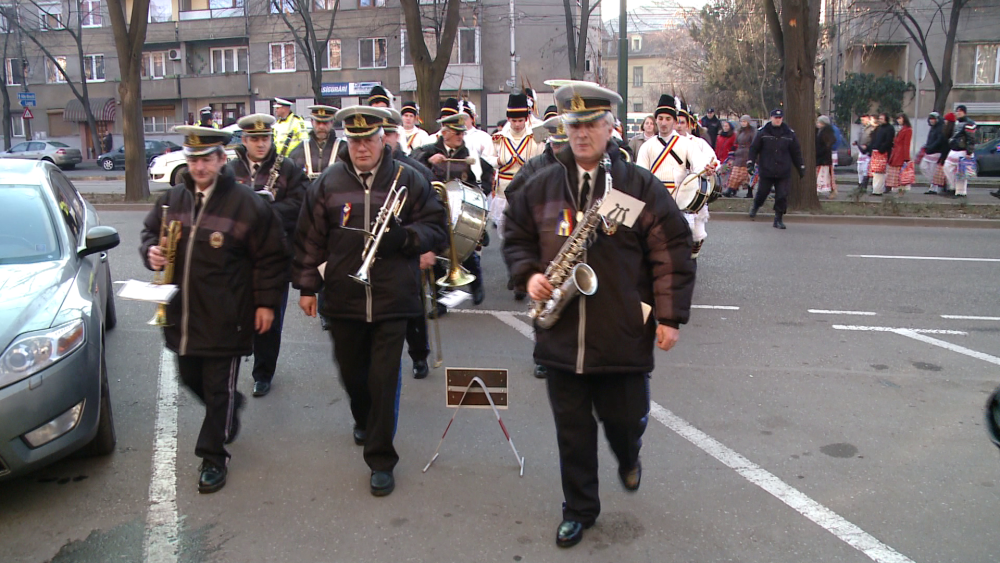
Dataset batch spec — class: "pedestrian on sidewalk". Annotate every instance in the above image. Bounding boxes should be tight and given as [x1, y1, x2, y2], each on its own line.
[725, 115, 755, 198]
[919, 112, 947, 194]
[869, 113, 894, 196]
[943, 106, 977, 198]
[628, 115, 656, 156]
[886, 113, 913, 194]
[747, 108, 805, 230]
[816, 115, 837, 199]
[855, 114, 875, 192]
[714, 120, 736, 190]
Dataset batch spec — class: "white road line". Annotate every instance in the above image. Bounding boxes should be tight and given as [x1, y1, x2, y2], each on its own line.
[491, 311, 535, 340]
[450, 308, 529, 316]
[143, 348, 180, 563]
[649, 403, 914, 563]
[809, 309, 877, 316]
[832, 325, 968, 335]
[692, 305, 741, 310]
[491, 311, 914, 563]
[891, 329, 1000, 367]
[848, 254, 1000, 263]
[940, 315, 1000, 321]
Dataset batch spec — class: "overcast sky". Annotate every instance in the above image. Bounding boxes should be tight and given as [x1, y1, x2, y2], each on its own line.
[601, 0, 710, 20]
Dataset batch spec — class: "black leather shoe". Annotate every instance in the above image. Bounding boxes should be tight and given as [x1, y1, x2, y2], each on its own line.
[413, 359, 429, 379]
[370, 471, 395, 497]
[744, 189, 753, 199]
[427, 303, 448, 319]
[198, 462, 227, 494]
[225, 392, 244, 445]
[472, 285, 485, 305]
[619, 459, 642, 492]
[773, 215, 786, 230]
[748, 204, 760, 219]
[252, 380, 271, 397]
[353, 425, 367, 446]
[556, 520, 587, 548]
[514, 290, 526, 301]
[534, 365, 548, 379]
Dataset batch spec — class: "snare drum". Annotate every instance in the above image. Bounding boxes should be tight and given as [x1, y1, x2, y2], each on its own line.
[675, 173, 712, 213]
[443, 179, 488, 263]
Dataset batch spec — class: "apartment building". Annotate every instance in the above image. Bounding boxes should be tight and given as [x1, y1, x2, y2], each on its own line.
[1, 0, 601, 156]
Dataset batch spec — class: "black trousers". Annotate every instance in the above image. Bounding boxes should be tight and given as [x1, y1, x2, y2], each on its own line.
[545, 369, 650, 526]
[754, 175, 790, 214]
[405, 272, 430, 362]
[176, 355, 243, 469]
[327, 318, 407, 472]
[252, 283, 289, 383]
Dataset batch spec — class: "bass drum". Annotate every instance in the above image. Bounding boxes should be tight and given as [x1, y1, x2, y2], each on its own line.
[675, 173, 712, 213]
[444, 179, 488, 263]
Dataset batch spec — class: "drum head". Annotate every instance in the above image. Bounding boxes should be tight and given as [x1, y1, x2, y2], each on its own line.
[444, 179, 488, 263]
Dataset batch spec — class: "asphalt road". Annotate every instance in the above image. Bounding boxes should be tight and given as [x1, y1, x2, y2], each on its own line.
[2, 214, 999, 563]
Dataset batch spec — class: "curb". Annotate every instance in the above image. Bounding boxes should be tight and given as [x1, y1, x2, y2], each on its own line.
[711, 211, 1000, 228]
[93, 203, 156, 212]
[72, 175, 126, 181]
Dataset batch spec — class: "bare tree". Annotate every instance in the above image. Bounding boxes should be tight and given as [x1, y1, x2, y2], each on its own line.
[760, 0, 821, 211]
[270, 0, 341, 102]
[106, 0, 149, 201]
[0, 12, 14, 150]
[401, 0, 461, 129]
[562, 0, 600, 80]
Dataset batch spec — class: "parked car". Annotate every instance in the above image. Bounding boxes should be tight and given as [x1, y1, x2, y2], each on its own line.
[97, 140, 181, 171]
[0, 141, 83, 170]
[149, 147, 238, 185]
[974, 138, 1000, 177]
[0, 159, 120, 481]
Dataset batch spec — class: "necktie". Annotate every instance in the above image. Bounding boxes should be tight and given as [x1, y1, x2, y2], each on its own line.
[194, 192, 204, 221]
[252, 163, 260, 177]
[579, 172, 591, 221]
[360, 172, 372, 189]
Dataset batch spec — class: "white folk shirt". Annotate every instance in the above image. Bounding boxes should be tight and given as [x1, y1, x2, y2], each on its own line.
[494, 129, 541, 194]
[465, 127, 497, 168]
[401, 126, 430, 155]
[636, 131, 699, 195]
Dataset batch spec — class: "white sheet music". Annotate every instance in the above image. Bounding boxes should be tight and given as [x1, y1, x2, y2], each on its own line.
[116, 280, 178, 304]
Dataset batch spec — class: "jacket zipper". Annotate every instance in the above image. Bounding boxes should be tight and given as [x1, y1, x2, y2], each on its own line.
[364, 182, 372, 323]
[559, 161, 587, 375]
[179, 193, 204, 355]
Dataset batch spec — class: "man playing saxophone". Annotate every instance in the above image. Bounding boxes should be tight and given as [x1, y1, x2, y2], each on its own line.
[140, 126, 287, 494]
[292, 106, 446, 497]
[502, 84, 696, 548]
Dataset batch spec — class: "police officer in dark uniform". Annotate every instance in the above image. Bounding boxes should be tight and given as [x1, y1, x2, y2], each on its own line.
[503, 83, 696, 548]
[229, 114, 308, 397]
[140, 126, 287, 493]
[195, 106, 219, 128]
[747, 108, 805, 230]
[293, 106, 446, 497]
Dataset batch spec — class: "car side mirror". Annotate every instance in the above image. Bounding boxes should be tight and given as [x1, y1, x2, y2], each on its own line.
[79, 225, 120, 257]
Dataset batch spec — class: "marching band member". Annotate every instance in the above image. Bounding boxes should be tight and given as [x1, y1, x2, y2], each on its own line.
[676, 105, 718, 258]
[400, 101, 429, 155]
[636, 94, 714, 258]
[289, 105, 341, 181]
[367, 85, 393, 108]
[503, 83, 695, 548]
[230, 114, 308, 397]
[293, 106, 446, 497]
[460, 100, 498, 168]
[272, 97, 308, 158]
[140, 126, 287, 493]
[493, 92, 542, 237]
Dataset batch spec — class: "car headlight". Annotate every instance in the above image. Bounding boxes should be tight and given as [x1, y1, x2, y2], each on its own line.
[149, 156, 160, 168]
[0, 320, 85, 388]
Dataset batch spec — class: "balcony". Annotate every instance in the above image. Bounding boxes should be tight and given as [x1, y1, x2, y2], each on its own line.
[181, 74, 249, 98]
[146, 21, 178, 44]
[178, 17, 247, 42]
[179, 7, 243, 20]
[399, 65, 483, 92]
[142, 78, 181, 101]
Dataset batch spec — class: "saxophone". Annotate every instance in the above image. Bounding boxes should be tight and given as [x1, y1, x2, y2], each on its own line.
[148, 204, 182, 326]
[529, 155, 618, 329]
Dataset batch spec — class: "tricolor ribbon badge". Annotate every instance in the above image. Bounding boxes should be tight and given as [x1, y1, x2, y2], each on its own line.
[341, 203, 352, 227]
[557, 208, 573, 237]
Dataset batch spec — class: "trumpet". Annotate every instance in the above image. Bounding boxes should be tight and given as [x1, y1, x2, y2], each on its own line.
[431, 181, 475, 288]
[350, 168, 407, 286]
[149, 204, 181, 326]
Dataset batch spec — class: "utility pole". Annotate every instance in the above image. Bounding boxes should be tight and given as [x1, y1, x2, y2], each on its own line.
[616, 0, 627, 125]
[509, 0, 516, 91]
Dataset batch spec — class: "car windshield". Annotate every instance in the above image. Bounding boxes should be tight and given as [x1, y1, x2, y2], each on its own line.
[0, 184, 60, 265]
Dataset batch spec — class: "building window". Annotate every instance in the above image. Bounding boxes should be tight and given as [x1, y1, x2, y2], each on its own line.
[46, 56, 67, 83]
[38, 1, 62, 30]
[322, 39, 341, 70]
[314, 0, 337, 9]
[359, 37, 387, 69]
[209, 0, 243, 7]
[585, 58, 592, 72]
[211, 46, 247, 73]
[270, 0, 295, 14]
[269, 42, 295, 72]
[633, 101, 643, 113]
[0, 4, 14, 32]
[84, 54, 104, 81]
[149, 0, 171, 22]
[359, 0, 385, 6]
[142, 51, 168, 79]
[633, 66, 643, 87]
[81, 0, 101, 27]
[957, 43, 1000, 85]
[401, 28, 479, 66]
[5, 58, 24, 85]
[143, 113, 177, 134]
[631, 36, 641, 52]
[12, 116, 24, 137]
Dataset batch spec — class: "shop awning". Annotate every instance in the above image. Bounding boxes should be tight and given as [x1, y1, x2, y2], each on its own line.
[63, 97, 116, 123]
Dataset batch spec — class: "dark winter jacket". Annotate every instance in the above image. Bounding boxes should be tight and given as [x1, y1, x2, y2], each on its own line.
[924, 120, 946, 154]
[139, 166, 288, 357]
[292, 145, 447, 322]
[502, 142, 696, 375]
[733, 126, 755, 164]
[412, 137, 496, 196]
[949, 118, 976, 154]
[392, 146, 436, 185]
[505, 143, 563, 197]
[870, 123, 895, 155]
[816, 125, 836, 166]
[700, 115, 721, 147]
[288, 132, 339, 178]
[748, 122, 805, 179]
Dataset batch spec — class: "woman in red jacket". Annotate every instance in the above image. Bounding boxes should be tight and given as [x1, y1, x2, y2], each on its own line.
[714, 120, 737, 191]
[886, 113, 913, 194]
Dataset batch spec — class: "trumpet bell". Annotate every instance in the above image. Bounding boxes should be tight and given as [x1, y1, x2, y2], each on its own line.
[349, 270, 371, 286]
[436, 267, 476, 288]
[148, 303, 170, 326]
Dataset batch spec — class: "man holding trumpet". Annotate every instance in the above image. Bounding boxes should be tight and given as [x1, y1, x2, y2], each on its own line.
[292, 106, 446, 497]
[140, 126, 287, 494]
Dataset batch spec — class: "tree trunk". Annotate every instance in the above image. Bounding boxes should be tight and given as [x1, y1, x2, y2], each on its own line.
[0, 33, 11, 150]
[562, 0, 579, 79]
[401, 0, 461, 133]
[107, 0, 150, 201]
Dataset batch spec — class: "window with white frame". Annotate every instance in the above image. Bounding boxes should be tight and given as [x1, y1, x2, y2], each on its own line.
[957, 43, 1000, 85]
[12, 115, 25, 137]
[270, 0, 295, 14]
[209, 0, 243, 8]
[141, 51, 168, 79]
[269, 42, 295, 72]
[631, 35, 641, 52]
[321, 39, 341, 70]
[401, 27, 479, 66]
[314, 0, 336, 9]
[633, 66, 643, 87]
[5, 58, 24, 85]
[148, 0, 171, 22]
[143, 113, 177, 134]
[39, 1, 62, 30]
[46, 56, 67, 83]
[84, 54, 104, 81]
[359, 37, 387, 69]
[211, 46, 247, 74]
[359, 0, 385, 6]
[1, 2, 17, 31]
[81, 0, 101, 27]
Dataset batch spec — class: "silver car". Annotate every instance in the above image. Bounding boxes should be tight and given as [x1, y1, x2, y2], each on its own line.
[0, 160, 120, 480]
[0, 141, 84, 170]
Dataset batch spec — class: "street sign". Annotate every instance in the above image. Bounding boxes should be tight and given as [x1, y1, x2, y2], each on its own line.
[23, 108, 33, 120]
[18, 92, 36, 106]
[915, 60, 927, 83]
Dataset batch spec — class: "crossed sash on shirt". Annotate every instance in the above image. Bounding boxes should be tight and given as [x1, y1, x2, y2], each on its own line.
[497, 135, 530, 181]
[651, 135, 683, 192]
